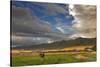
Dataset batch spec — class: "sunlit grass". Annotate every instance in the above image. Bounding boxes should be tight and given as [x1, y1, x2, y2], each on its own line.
[12, 52, 96, 66]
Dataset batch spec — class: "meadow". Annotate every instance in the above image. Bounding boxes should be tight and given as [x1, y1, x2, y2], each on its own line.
[12, 52, 96, 66]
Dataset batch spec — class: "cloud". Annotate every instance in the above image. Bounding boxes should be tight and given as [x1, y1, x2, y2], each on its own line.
[56, 27, 65, 33]
[32, 2, 68, 16]
[56, 25, 75, 34]
[11, 5, 58, 46]
[44, 4, 68, 15]
[11, 2, 96, 47]
[12, 31, 92, 46]
[11, 35, 54, 46]
[12, 6, 52, 34]
[55, 17, 76, 35]
[11, 32, 71, 46]
[69, 5, 96, 38]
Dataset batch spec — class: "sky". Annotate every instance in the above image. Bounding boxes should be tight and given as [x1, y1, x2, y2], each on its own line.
[11, 1, 96, 47]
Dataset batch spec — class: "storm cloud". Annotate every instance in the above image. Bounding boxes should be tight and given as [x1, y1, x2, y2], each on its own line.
[12, 6, 52, 34]
[11, 5, 71, 46]
[11, 1, 96, 47]
[69, 5, 96, 38]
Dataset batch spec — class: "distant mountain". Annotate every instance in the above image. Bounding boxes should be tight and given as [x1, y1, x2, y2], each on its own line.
[13, 37, 96, 50]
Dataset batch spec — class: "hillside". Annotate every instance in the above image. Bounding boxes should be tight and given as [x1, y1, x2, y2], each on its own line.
[12, 37, 96, 50]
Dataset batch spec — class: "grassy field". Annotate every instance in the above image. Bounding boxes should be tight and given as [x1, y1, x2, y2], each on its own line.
[12, 52, 96, 66]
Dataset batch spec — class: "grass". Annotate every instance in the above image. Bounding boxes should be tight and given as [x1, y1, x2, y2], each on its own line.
[11, 52, 96, 66]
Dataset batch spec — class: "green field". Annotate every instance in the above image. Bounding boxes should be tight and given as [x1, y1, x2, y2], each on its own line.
[12, 52, 96, 66]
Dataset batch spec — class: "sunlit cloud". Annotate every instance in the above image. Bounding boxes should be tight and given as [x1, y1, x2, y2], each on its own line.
[56, 27, 65, 33]
[69, 5, 96, 38]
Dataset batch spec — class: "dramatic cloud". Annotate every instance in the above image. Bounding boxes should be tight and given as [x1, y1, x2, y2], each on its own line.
[69, 5, 96, 38]
[11, 1, 96, 47]
[12, 6, 52, 34]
